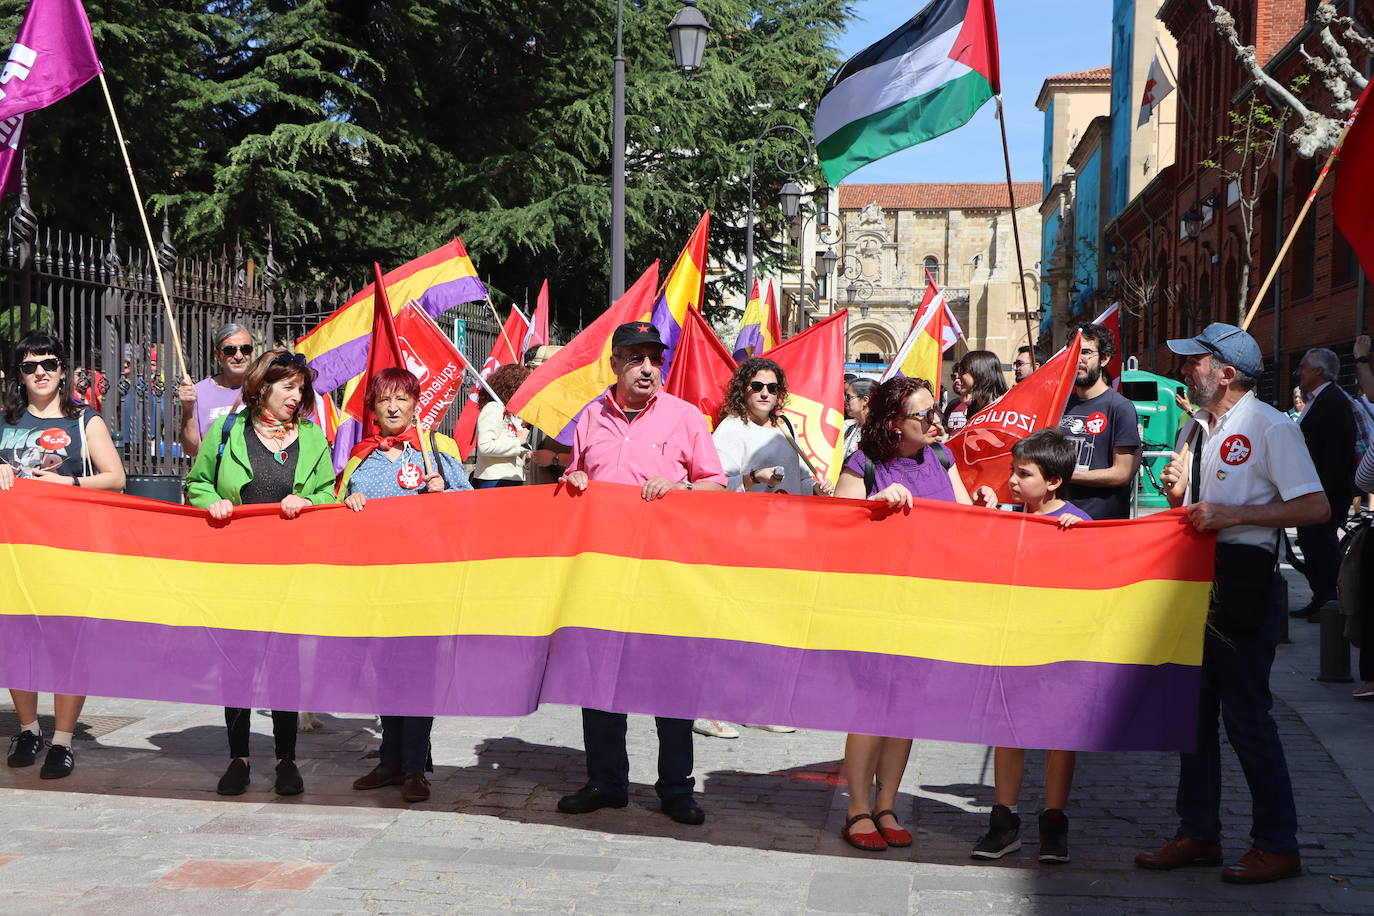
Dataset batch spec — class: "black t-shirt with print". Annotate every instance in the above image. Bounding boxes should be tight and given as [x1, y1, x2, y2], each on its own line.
[1058, 388, 1141, 520]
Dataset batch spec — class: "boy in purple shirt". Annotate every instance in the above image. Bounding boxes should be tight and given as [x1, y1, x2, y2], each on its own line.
[973, 429, 1086, 865]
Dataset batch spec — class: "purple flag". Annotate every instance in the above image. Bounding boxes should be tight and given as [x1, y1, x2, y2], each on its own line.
[0, 0, 102, 121]
[0, 114, 26, 196]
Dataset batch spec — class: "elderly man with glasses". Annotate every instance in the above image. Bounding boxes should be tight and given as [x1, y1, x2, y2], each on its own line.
[177, 323, 255, 458]
[556, 321, 726, 826]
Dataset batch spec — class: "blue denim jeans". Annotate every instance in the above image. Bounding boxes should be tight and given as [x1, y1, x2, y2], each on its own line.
[1176, 573, 1298, 853]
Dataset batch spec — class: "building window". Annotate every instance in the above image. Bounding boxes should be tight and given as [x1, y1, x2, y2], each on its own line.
[1334, 227, 1359, 288]
[923, 256, 940, 283]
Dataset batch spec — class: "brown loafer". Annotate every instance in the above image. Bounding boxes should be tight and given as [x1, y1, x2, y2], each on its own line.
[1220, 847, 1302, 884]
[1134, 835, 1223, 870]
[402, 773, 431, 803]
[352, 763, 405, 790]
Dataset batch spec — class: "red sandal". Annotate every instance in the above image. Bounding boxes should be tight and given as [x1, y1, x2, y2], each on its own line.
[841, 812, 888, 851]
[874, 809, 912, 847]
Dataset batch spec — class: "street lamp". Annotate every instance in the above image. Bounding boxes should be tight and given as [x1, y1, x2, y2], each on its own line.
[610, 0, 711, 305]
[779, 181, 804, 220]
[1181, 205, 1203, 240]
[743, 124, 814, 315]
[846, 278, 874, 318]
[667, 0, 712, 73]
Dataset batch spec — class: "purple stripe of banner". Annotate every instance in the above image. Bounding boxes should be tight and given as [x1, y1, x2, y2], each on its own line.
[306, 275, 488, 394]
[0, 617, 1199, 752]
[733, 324, 762, 361]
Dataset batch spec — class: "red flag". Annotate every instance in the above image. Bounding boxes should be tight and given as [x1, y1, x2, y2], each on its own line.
[1087, 301, 1122, 391]
[664, 306, 735, 429]
[765, 280, 783, 348]
[1335, 80, 1374, 280]
[525, 279, 551, 351]
[768, 310, 849, 483]
[452, 306, 532, 459]
[395, 303, 472, 430]
[344, 263, 406, 437]
[946, 330, 1082, 503]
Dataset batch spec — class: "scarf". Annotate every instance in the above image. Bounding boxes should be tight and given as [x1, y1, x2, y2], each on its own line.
[253, 408, 296, 441]
[349, 426, 423, 463]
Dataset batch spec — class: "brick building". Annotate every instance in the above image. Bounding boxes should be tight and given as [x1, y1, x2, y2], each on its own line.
[1108, 0, 1372, 404]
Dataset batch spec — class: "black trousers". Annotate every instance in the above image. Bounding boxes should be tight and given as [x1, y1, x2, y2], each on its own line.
[379, 715, 433, 774]
[1296, 520, 1342, 605]
[1361, 605, 1374, 683]
[225, 707, 297, 760]
[581, 708, 694, 800]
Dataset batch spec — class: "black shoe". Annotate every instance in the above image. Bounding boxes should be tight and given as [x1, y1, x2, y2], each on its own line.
[556, 784, 628, 814]
[1038, 808, 1070, 863]
[660, 793, 705, 825]
[38, 744, 74, 780]
[216, 758, 250, 796]
[1289, 601, 1319, 619]
[971, 805, 1022, 860]
[274, 759, 304, 796]
[7, 731, 43, 768]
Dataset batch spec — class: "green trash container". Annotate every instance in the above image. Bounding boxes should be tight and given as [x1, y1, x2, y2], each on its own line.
[1118, 362, 1188, 509]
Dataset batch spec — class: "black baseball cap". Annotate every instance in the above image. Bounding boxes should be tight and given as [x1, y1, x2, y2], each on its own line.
[611, 321, 665, 350]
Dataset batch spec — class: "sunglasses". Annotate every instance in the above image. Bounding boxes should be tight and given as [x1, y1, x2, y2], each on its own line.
[19, 358, 61, 374]
[273, 351, 308, 368]
[901, 407, 941, 425]
[221, 344, 254, 357]
[748, 381, 779, 394]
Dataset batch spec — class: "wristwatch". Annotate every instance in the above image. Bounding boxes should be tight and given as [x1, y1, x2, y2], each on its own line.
[1357, 355, 1370, 364]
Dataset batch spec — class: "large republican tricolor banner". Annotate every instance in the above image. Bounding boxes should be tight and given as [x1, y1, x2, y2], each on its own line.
[0, 481, 1212, 752]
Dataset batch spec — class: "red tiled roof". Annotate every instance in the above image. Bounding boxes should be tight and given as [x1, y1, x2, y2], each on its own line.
[838, 182, 1042, 211]
[1042, 65, 1112, 83]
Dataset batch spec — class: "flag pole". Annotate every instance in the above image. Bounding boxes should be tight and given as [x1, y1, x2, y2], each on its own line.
[96, 73, 189, 383]
[995, 96, 1038, 356]
[485, 295, 523, 360]
[1240, 112, 1356, 331]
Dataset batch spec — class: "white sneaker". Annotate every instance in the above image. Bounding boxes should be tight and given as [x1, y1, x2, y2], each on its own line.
[692, 719, 740, 738]
[742, 724, 796, 733]
[1353, 682, 1374, 699]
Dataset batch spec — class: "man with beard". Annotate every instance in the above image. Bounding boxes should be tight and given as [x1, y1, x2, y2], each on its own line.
[1135, 322, 1327, 884]
[556, 321, 726, 826]
[1057, 323, 1141, 519]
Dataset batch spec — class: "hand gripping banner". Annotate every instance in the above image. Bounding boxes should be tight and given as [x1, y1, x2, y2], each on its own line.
[0, 481, 1214, 752]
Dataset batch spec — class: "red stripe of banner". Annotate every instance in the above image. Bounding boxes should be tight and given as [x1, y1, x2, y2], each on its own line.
[2, 480, 1214, 590]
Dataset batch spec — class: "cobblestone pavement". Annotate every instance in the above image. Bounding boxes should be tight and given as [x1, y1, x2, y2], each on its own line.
[2, 567, 1372, 915]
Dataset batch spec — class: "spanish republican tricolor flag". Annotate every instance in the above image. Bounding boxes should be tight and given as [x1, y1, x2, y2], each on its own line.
[296, 238, 487, 394]
[881, 269, 964, 388]
[651, 212, 710, 381]
[506, 262, 659, 443]
[0, 480, 1213, 752]
[815, 0, 1000, 185]
[731, 279, 782, 361]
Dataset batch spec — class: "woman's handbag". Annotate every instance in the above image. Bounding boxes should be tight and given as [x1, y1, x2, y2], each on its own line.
[1338, 517, 1373, 648]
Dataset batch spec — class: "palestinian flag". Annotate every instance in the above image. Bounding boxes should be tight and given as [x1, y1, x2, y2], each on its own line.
[815, 0, 1001, 185]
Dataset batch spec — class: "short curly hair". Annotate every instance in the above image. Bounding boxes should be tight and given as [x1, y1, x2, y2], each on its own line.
[721, 357, 787, 422]
[859, 376, 935, 463]
[478, 362, 532, 407]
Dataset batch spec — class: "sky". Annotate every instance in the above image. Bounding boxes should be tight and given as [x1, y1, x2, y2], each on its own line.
[834, 0, 1116, 184]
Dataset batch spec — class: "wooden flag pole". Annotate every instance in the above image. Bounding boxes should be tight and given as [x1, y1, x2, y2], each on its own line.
[485, 295, 523, 361]
[996, 96, 1039, 356]
[97, 73, 189, 383]
[1240, 114, 1356, 331]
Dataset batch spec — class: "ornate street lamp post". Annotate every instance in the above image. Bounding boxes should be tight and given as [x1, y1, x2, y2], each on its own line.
[744, 124, 814, 313]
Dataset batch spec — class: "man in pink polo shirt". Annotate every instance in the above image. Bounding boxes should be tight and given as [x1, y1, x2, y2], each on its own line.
[557, 321, 725, 826]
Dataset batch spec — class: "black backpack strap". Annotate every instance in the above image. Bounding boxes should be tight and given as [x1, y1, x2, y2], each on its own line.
[932, 442, 953, 470]
[863, 453, 875, 497]
[213, 412, 239, 488]
[1187, 421, 1203, 506]
[429, 430, 451, 492]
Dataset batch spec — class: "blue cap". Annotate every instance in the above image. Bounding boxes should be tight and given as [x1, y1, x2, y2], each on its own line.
[1166, 322, 1264, 376]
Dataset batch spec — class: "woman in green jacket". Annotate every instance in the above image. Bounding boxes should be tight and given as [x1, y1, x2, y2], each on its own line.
[185, 348, 343, 798]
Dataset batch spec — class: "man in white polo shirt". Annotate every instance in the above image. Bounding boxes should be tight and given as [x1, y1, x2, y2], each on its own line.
[1133, 323, 1328, 885]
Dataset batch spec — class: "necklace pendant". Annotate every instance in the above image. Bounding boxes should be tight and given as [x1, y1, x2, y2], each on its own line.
[274, 449, 286, 465]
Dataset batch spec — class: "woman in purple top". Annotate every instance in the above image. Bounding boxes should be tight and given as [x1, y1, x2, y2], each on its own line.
[832, 376, 989, 852]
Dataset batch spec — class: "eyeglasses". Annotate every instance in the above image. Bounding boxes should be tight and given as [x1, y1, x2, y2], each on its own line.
[19, 358, 61, 374]
[748, 381, 779, 394]
[221, 344, 253, 357]
[901, 407, 941, 425]
[1078, 348, 1100, 358]
[616, 352, 664, 367]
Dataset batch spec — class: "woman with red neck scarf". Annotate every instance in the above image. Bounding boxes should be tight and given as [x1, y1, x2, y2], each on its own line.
[340, 367, 471, 803]
[186, 349, 342, 798]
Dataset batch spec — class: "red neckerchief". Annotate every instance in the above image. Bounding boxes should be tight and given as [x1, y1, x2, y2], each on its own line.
[349, 426, 422, 463]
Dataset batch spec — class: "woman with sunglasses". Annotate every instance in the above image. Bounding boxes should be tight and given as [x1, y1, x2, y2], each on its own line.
[843, 377, 876, 459]
[693, 358, 833, 740]
[1, 331, 126, 780]
[177, 323, 255, 458]
[186, 348, 343, 798]
[832, 376, 989, 852]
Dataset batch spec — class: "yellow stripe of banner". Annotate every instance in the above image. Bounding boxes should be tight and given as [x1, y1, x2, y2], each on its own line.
[0, 545, 1209, 668]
